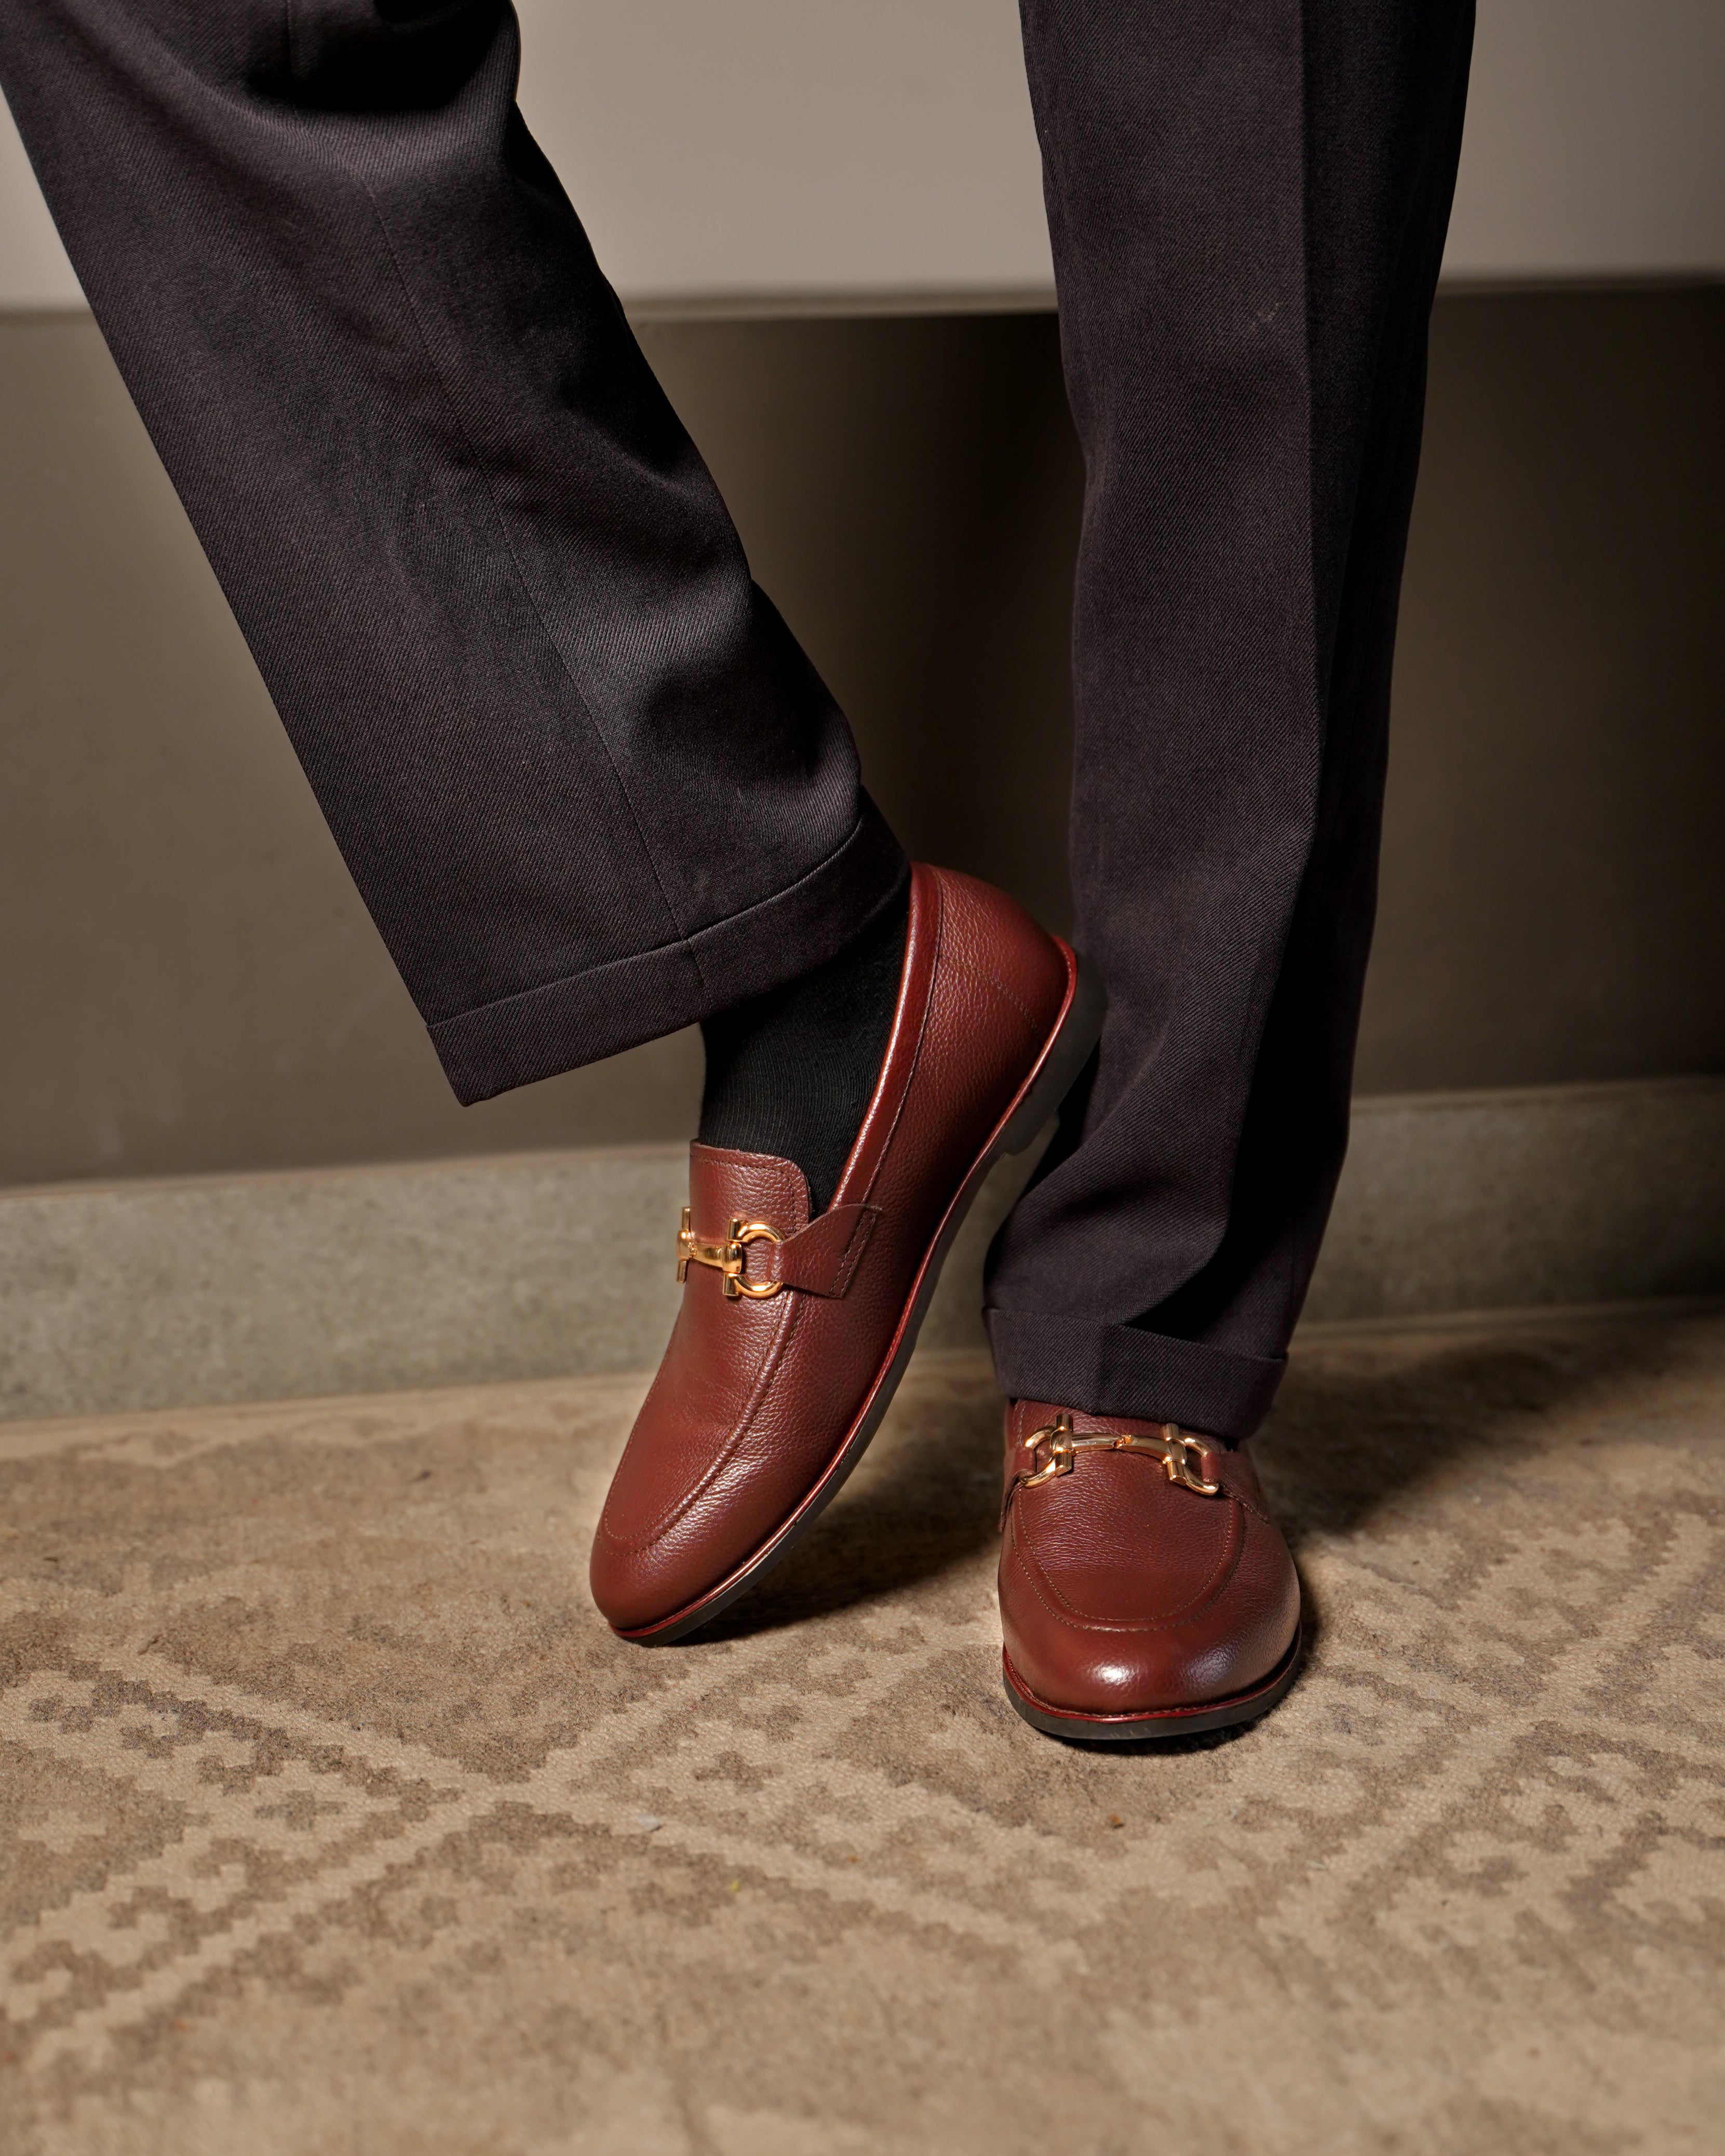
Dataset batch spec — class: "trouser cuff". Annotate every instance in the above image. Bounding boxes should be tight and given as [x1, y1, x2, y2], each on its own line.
[985, 1309, 1286, 1445]
[428, 800, 907, 1102]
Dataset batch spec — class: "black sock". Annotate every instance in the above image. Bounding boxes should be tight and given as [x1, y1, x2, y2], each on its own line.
[698, 886, 910, 1214]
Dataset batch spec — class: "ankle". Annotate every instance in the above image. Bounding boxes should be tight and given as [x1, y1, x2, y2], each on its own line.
[698, 886, 910, 1212]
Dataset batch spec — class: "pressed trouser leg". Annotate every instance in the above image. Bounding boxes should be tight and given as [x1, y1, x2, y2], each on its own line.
[0, 0, 906, 1103]
[987, 0, 1475, 1439]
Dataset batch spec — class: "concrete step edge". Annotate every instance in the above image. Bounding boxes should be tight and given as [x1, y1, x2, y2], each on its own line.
[2, 1077, 1721, 1424]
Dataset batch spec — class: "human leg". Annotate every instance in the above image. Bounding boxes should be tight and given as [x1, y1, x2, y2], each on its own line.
[992, 0, 1474, 1736]
[991, 0, 1476, 1440]
[0, 1, 1101, 1645]
[0, 0, 907, 1106]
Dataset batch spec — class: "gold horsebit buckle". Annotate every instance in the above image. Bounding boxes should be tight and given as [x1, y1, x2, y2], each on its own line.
[677, 1208, 785, 1300]
[1016, 1411, 1222, 1498]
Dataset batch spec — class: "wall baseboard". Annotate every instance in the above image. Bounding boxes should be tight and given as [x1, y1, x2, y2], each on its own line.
[2, 1077, 1720, 1424]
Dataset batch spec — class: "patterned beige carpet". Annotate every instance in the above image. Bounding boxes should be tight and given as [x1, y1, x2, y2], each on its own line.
[3, 1310, 1723, 2155]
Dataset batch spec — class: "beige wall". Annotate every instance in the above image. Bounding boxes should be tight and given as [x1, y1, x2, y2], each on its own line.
[7, 2, 1725, 306]
[0, 288, 1720, 1188]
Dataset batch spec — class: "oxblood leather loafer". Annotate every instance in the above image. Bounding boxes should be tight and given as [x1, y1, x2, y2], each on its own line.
[998, 1399, 1302, 1741]
[591, 864, 1103, 1643]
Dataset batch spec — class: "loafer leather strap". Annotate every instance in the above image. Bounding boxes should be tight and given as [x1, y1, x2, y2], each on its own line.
[757, 1203, 882, 1297]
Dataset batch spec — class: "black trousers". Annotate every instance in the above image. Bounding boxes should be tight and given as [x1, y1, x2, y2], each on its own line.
[0, 0, 1472, 1441]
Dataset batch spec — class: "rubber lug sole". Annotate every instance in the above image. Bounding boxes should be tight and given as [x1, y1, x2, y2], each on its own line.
[621, 951, 1106, 1645]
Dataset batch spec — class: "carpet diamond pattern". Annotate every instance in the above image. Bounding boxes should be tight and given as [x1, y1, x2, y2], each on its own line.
[3, 1320, 1723, 2153]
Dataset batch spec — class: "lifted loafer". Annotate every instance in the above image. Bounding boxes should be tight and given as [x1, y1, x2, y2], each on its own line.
[590, 864, 1103, 1642]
